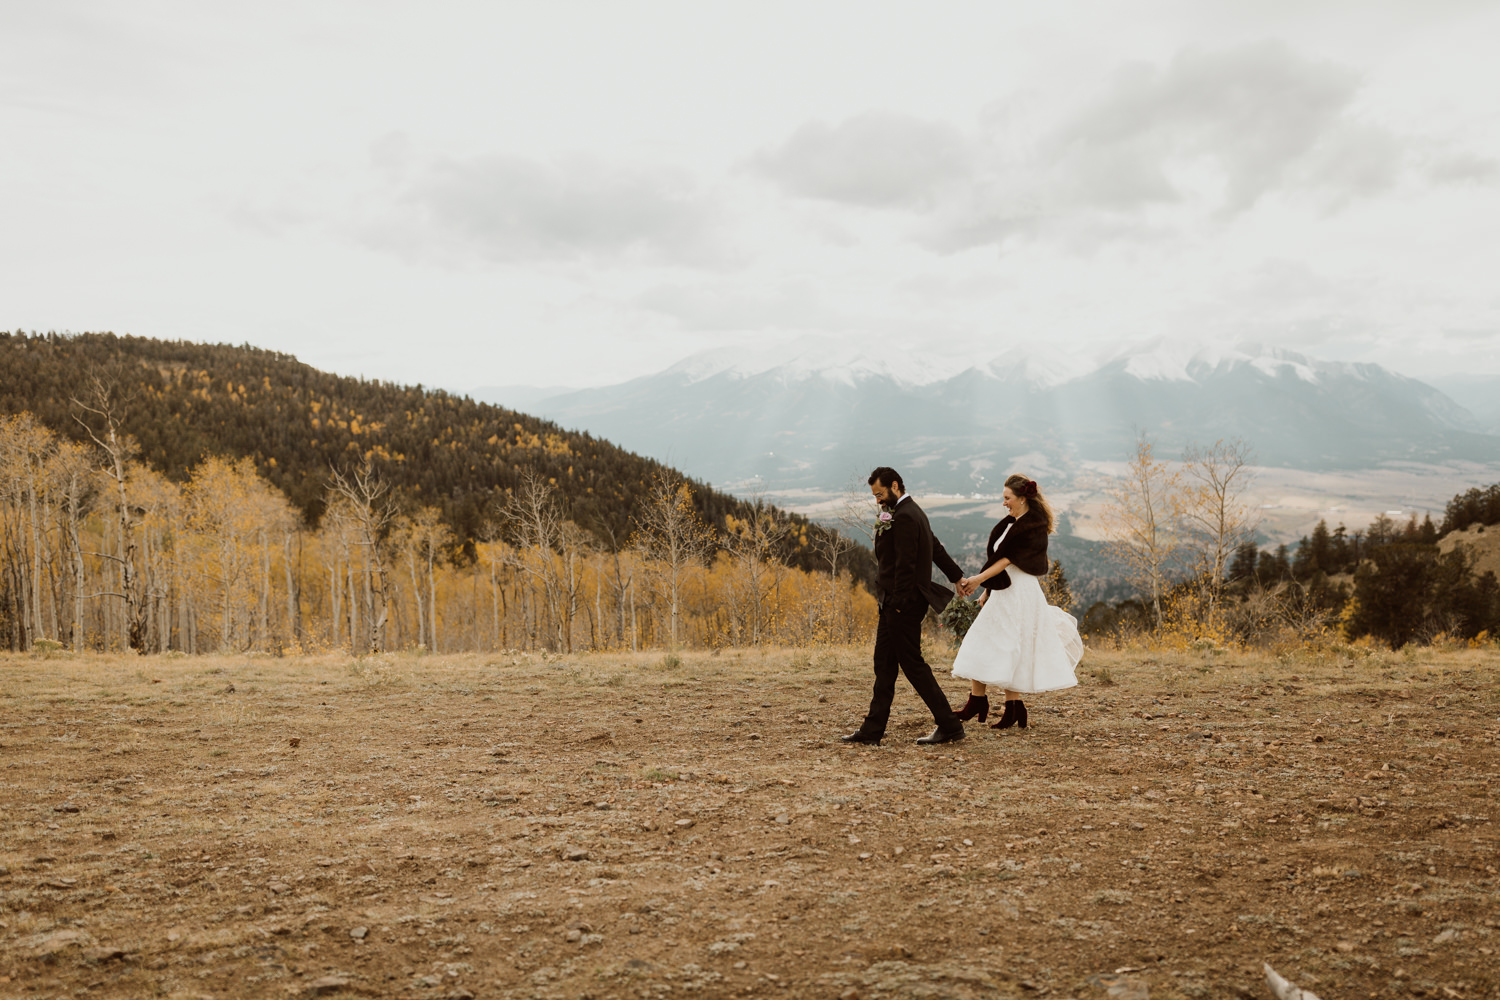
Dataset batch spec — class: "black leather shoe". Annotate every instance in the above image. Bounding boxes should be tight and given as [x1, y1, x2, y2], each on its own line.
[915, 726, 965, 745]
[840, 731, 883, 745]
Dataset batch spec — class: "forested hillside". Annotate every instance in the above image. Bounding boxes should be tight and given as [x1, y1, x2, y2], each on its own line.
[0, 330, 872, 582]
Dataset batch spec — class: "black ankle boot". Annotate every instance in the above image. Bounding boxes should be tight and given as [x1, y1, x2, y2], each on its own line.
[990, 700, 1023, 729]
[1015, 699, 1028, 729]
[953, 694, 989, 723]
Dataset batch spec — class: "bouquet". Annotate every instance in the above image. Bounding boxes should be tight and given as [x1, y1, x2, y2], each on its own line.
[938, 595, 980, 641]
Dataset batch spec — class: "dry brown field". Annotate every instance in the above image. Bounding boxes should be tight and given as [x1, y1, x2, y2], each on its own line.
[1, 641, 1497, 1000]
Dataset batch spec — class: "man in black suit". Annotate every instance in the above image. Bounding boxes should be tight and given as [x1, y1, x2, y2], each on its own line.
[842, 467, 967, 746]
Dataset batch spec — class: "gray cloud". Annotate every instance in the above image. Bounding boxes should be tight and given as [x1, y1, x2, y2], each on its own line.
[1045, 42, 1373, 212]
[751, 111, 970, 208]
[1427, 151, 1500, 185]
[911, 42, 1418, 253]
[369, 153, 725, 266]
[637, 279, 832, 332]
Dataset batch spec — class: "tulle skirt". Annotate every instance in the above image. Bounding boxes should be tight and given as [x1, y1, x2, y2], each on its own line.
[951, 568, 1083, 693]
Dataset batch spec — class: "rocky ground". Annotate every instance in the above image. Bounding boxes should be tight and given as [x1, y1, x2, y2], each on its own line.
[1, 642, 1496, 1000]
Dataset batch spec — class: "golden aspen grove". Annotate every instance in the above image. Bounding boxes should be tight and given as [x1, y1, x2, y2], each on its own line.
[0, 412, 876, 654]
[0, 333, 883, 655]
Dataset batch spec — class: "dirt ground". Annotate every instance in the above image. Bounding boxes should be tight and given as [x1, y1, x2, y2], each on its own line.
[1, 640, 1497, 1000]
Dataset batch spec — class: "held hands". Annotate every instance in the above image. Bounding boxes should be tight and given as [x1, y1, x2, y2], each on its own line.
[957, 577, 978, 597]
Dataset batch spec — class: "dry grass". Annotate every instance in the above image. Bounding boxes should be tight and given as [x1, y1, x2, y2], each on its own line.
[0, 641, 1497, 1000]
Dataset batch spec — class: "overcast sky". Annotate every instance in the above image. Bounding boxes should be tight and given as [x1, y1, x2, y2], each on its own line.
[3, 1, 1498, 390]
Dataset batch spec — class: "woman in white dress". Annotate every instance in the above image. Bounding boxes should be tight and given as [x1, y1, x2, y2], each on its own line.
[949, 475, 1084, 729]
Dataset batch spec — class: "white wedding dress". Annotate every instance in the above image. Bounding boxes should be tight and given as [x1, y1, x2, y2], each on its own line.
[951, 566, 1083, 694]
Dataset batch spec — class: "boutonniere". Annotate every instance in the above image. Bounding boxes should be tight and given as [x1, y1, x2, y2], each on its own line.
[874, 509, 894, 536]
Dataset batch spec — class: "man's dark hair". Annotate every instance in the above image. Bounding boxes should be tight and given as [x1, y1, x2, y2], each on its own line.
[867, 467, 904, 491]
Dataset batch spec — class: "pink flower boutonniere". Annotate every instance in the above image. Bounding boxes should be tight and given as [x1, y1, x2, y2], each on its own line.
[874, 510, 894, 537]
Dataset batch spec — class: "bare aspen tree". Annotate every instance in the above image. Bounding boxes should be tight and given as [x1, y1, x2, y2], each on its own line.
[51, 440, 93, 650]
[328, 462, 398, 653]
[71, 369, 148, 651]
[402, 505, 453, 652]
[496, 473, 571, 651]
[591, 521, 635, 650]
[837, 478, 883, 545]
[1098, 434, 1182, 628]
[0, 414, 58, 648]
[633, 475, 716, 648]
[283, 526, 303, 646]
[723, 494, 789, 644]
[1180, 439, 1257, 620]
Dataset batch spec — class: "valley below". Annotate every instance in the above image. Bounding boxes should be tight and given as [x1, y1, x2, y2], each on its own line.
[2, 645, 1496, 1000]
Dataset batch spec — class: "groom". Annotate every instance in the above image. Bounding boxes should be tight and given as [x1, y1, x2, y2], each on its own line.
[842, 467, 966, 746]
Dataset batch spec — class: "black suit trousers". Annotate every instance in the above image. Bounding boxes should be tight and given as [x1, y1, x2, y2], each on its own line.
[861, 601, 959, 736]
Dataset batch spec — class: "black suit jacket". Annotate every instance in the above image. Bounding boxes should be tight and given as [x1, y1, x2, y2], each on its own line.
[873, 497, 964, 613]
[979, 507, 1050, 591]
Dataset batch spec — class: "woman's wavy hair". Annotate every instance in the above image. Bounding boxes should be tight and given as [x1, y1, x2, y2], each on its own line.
[1005, 474, 1055, 533]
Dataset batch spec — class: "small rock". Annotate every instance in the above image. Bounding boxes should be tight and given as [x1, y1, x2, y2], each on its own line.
[349, 926, 368, 941]
[1341, 868, 1362, 880]
[562, 847, 590, 862]
[748, 733, 761, 740]
[223, 683, 235, 693]
[53, 802, 81, 813]
[304, 975, 348, 995]
[593, 801, 612, 810]
[840, 990, 862, 1000]
[288, 737, 301, 748]
[268, 881, 291, 894]
[84, 946, 126, 963]
[413, 975, 442, 988]
[675, 818, 695, 828]
[1086, 974, 1149, 1000]
[818, 694, 828, 703]
[447, 991, 476, 1000]
[21, 928, 90, 957]
[773, 814, 790, 825]
[564, 928, 583, 943]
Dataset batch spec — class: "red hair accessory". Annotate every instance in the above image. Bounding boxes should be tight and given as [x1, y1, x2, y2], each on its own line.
[1022, 480, 1039, 497]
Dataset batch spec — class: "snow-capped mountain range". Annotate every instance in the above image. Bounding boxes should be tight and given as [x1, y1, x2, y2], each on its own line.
[473, 339, 1500, 492]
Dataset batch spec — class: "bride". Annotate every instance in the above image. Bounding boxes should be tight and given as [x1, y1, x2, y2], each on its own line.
[949, 475, 1083, 729]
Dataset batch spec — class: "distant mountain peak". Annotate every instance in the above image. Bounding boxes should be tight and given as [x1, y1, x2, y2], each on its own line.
[664, 336, 1087, 389]
[1104, 338, 1340, 385]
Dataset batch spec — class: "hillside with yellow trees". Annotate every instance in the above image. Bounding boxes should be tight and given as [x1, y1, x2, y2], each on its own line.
[0, 331, 876, 653]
